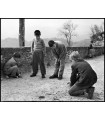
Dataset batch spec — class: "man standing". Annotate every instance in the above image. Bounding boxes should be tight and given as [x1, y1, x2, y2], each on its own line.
[88, 41, 95, 58]
[30, 30, 46, 78]
[48, 40, 66, 80]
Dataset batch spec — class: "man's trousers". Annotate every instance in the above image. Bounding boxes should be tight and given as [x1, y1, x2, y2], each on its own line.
[54, 58, 65, 77]
[32, 50, 46, 75]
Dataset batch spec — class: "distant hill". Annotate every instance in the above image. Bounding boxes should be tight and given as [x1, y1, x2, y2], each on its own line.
[72, 39, 91, 47]
[1, 37, 103, 48]
[1, 38, 31, 48]
[1, 38, 19, 48]
[1, 37, 68, 48]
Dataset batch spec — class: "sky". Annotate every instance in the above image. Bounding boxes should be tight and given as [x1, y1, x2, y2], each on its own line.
[1, 19, 104, 42]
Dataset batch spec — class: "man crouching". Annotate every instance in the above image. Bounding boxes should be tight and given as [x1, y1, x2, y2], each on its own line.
[68, 51, 97, 99]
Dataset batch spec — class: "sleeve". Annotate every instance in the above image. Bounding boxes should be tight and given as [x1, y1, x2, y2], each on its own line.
[4, 58, 17, 70]
[41, 39, 46, 55]
[70, 65, 78, 86]
[31, 40, 34, 53]
[59, 45, 66, 60]
[16, 61, 22, 67]
[52, 49, 59, 59]
[10, 59, 17, 67]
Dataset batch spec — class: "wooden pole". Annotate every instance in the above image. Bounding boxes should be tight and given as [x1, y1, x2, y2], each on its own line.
[19, 19, 25, 47]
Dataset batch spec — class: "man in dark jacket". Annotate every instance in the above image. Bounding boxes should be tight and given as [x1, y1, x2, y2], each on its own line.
[88, 41, 95, 58]
[68, 51, 97, 99]
[48, 40, 67, 80]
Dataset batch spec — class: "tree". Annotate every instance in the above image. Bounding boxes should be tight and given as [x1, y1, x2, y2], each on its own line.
[19, 19, 25, 47]
[90, 23, 104, 43]
[59, 20, 78, 46]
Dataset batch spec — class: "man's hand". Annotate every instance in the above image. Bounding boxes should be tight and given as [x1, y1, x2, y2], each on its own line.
[43, 52, 46, 57]
[29, 51, 33, 55]
[57, 58, 60, 62]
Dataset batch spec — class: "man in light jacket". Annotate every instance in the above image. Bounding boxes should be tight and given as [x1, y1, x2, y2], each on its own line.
[48, 40, 67, 80]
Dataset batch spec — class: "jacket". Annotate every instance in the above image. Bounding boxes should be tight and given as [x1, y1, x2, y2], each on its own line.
[70, 59, 97, 87]
[52, 42, 67, 60]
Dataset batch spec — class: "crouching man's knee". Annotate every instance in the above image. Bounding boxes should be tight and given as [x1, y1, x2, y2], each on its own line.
[68, 89, 74, 96]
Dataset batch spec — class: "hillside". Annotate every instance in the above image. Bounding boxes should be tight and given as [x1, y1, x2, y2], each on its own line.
[2, 37, 103, 48]
[1, 38, 32, 48]
[72, 39, 91, 47]
[1, 37, 68, 48]
[1, 38, 19, 48]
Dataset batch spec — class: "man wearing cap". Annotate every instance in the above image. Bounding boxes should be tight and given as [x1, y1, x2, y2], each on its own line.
[48, 40, 67, 80]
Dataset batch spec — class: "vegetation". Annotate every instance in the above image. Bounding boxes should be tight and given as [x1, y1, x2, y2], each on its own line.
[90, 23, 104, 46]
[59, 20, 78, 47]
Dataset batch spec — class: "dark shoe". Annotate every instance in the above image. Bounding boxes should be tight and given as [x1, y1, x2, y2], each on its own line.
[42, 74, 45, 78]
[58, 76, 63, 80]
[86, 87, 95, 99]
[49, 74, 58, 79]
[30, 74, 36, 77]
[6, 75, 10, 79]
[11, 76, 18, 78]
[16, 73, 22, 78]
[18, 75, 22, 78]
[80, 91, 85, 95]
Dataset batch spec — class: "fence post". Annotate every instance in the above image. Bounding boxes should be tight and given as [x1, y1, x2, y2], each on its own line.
[19, 19, 25, 47]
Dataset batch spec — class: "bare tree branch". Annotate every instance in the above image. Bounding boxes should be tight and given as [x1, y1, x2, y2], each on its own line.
[59, 20, 78, 46]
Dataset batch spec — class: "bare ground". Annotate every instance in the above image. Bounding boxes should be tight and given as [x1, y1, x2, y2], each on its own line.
[1, 55, 104, 101]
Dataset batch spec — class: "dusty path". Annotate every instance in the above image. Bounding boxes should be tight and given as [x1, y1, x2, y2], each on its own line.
[1, 55, 104, 101]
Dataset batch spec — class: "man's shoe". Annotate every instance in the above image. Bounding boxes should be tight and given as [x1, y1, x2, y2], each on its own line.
[30, 74, 36, 77]
[11, 76, 18, 78]
[42, 74, 45, 78]
[86, 87, 95, 99]
[6, 75, 10, 79]
[18, 75, 22, 78]
[58, 76, 63, 80]
[49, 74, 58, 79]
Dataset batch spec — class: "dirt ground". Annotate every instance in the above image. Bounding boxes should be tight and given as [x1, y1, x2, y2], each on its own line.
[1, 55, 104, 101]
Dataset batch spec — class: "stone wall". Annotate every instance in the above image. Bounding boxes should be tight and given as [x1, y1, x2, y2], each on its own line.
[66, 47, 104, 60]
[1, 47, 32, 74]
[1, 47, 104, 75]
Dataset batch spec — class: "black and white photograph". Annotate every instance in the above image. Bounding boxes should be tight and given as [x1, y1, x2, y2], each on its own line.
[0, 0, 105, 119]
[1, 18, 104, 102]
